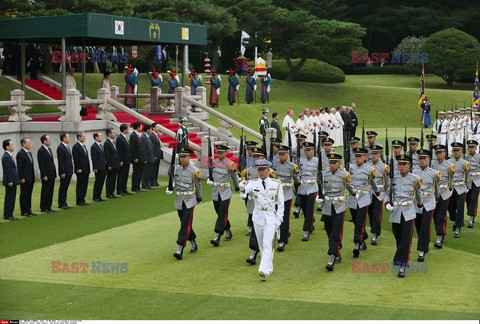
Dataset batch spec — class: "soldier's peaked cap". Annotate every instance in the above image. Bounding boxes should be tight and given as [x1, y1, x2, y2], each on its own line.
[215, 144, 229, 152]
[178, 148, 193, 156]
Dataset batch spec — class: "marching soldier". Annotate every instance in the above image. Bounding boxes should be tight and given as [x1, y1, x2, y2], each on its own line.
[269, 138, 281, 170]
[407, 137, 420, 167]
[367, 144, 389, 245]
[431, 144, 454, 248]
[364, 131, 384, 162]
[413, 149, 440, 262]
[176, 116, 189, 150]
[322, 138, 334, 169]
[349, 136, 361, 158]
[321, 153, 355, 271]
[433, 111, 448, 145]
[466, 140, 480, 228]
[297, 142, 319, 241]
[243, 140, 258, 169]
[240, 159, 284, 281]
[348, 147, 379, 257]
[448, 142, 470, 238]
[469, 112, 480, 146]
[166, 148, 202, 260]
[385, 154, 423, 278]
[391, 140, 404, 176]
[275, 145, 300, 252]
[207, 144, 240, 246]
[292, 134, 307, 218]
[446, 111, 456, 153]
[259, 108, 270, 137]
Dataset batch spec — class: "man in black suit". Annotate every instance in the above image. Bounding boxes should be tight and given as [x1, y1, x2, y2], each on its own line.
[271, 112, 282, 141]
[91, 132, 107, 202]
[349, 103, 358, 137]
[2, 139, 20, 221]
[104, 128, 120, 199]
[116, 123, 131, 196]
[341, 106, 354, 141]
[150, 123, 163, 187]
[130, 121, 145, 192]
[37, 134, 56, 213]
[57, 133, 73, 209]
[72, 131, 90, 206]
[141, 124, 155, 190]
[16, 137, 36, 216]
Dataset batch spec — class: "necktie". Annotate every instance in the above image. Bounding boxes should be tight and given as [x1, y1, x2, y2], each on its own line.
[113, 140, 116, 150]
[99, 143, 103, 150]
[262, 180, 266, 190]
[28, 151, 33, 163]
[82, 144, 87, 156]
[48, 147, 53, 157]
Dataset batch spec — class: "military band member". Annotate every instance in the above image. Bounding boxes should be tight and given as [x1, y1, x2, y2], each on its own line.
[431, 144, 454, 248]
[167, 148, 202, 260]
[321, 153, 355, 271]
[465, 140, 480, 228]
[207, 145, 240, 246]
[176, 116, 189, 150]
[433, 111, 448, 145]
[469, 112, 480, 146]
[413, 149, 440, 262]
[348, 147, 379, 257]
[275, 145, 300, 252]
[240, 159, 284, 281]
[448, 142, 470, 238]
[367, 144, 389, 245]
[297, 142, 319, 241]
[385, 155, 423, 278]
[407, 137, 420, 167]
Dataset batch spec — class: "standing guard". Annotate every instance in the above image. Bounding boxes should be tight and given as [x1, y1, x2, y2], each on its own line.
[176, 116, 189, 150]
[466, 140, 480, 228]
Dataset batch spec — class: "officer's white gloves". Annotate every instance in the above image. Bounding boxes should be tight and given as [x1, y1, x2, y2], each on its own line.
[206, 179, 214, 185]
[236, 85, 240, 91]
[239, 180, 246, 191]
[166, 189, 173, 195]
[316, 197, 324, 204]
[239, 192, 247, 200]
[385, 203, 394, 212]
[276, 226, 281, 239]
[275, 217, 282, 228]
[354, 192, 360, 200]
[253, 85, 257, 91]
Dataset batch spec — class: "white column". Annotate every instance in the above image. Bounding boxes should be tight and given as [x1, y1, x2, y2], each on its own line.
[110, 85, 119, 101]
[60, 89, 82, 122]
[9, 89, 32, 122]
[174, 87, 185, 115]
[96, 88, 117, 121]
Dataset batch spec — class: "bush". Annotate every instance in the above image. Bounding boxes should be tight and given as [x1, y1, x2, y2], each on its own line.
[269, 59, 345, 83]
[346, 64, 411, 75]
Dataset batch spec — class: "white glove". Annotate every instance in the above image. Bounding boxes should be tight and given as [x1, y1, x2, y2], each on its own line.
[354, 192, 360, 200]
[166, 189, 173, 195]
[216, 88, 220, 95]
[236, 85, 240, 91]
[239, 180, 246, 191]
[198, 75, 202, 81]
[386, 203, 393, 212]
[206, 179, 214, 185]
[240, 192, 247, 199]
[253, 85, 257, 91]
[316, 197, 324, 204]
[275, 225, 281, 239]
[275, 217, 282, 228]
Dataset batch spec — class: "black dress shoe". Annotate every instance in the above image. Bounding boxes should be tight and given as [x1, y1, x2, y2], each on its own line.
[5, 217, 18, 221]
[246, 250, 258, 265]
[224, 229, 233, 241]
[189, 240, 198, 253]
[353, 248, 360, 258]
[29, 212, 38, 216]
[125, 191, 133, 195]
[398, 267, 406, 278]
[335, 255, 342, 264]
[22, 213, 31, 217]
[277, 243, 285, 252]
[107, 195, 117, 199]
[293, 211, 300, 218]
[60, 206, 69, 210]
[173, 245, 184, 260]
[210, 238, 220, 247]
[77, 202, 86, 206]
[41, 209, 51, 214]
[49, 209, 57, 213]
[94, 199, 102, 203]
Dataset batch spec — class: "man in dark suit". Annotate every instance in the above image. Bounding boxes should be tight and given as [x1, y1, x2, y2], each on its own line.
[150, 123, 163, 187]
[104, 128, 120, 199]
[37, 134, 56, 213]
[16, 137, 36, 216]
[130, 121, 145, 192]
[141, 124, 155, 190]
[2, 139, 20, 220]
[72, 131, 90, 206]
[91, 132, 107, 202]
[341, 106, 354, 141]
[349, 103, 358, 137]
[271, 112, 282, 140]
[57, 133, 73, 209]
[116, 123, 131, 196]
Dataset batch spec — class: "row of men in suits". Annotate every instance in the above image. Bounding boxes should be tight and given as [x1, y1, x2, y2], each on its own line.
[2, 121, 163, 220]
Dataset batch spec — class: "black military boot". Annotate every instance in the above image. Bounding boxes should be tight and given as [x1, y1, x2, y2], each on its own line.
[189, 240, 198, 253]
[173, 245, 184, 260]
[353, 242, 360, 258]
[325, 255, 336, 271]
[433, 235, 443, 248]
[210, 233, 221, 247]
[246, 250, 258, 265]
[224, 229, 233, 241]
[302, 231, 310, 241]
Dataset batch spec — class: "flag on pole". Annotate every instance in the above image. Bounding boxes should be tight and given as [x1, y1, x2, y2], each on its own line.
[417, 64, 426, 107]
[240, 31, 250, 55]
[473, 61, 480, 107]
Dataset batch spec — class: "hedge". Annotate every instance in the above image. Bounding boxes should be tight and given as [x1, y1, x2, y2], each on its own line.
[269, 59, 345, 83]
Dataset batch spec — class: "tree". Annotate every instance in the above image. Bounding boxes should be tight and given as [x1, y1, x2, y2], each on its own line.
[270, 8, 365, 81]
[420, 28, 480, 87]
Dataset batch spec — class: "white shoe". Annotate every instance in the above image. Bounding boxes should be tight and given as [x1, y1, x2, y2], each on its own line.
[259, 271, 267, 281]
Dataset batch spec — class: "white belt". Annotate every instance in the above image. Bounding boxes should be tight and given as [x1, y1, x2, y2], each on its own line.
[176, 191, 195, 196]
[377, 185, 384, 189]
[255, 206, 275, 212]
[439, 184, 449, 189]
[421, 192, 433, 197]
[394, 201, 413, 207]
[325, 195, 345, 202]
[356, 187, 371, 194]
[213, 182, 230, 187]
[301, 179, 316, 184]
[282, 183, 293, 187]
[470, 172, 480, 176]
[453, 181, 465, 186]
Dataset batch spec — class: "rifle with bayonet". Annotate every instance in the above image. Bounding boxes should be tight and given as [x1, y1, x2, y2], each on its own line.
[208, 129, 214, 182]
[288, 123, 293, 162]
[167, 142, 177, 192]
[361, 120, 365, 148]
[239, 128, 244, 169]
[317, 131, 324, 199]
[385, 129, 389, 165]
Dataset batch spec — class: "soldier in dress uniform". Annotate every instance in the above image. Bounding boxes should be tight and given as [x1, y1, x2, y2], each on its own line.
[259, 108, 270, 137]
[348, 147, 379, 257]
[431, 144, 454, 248]
[407, 137, 420, 167]
[275, 145, 300, 252]
[176, 116, 189, 150]
[390, 140, 405, 176]
[465, 140, 480, 228]
[321, 153, 355, 271]
[364, 131, 383, 162]
[269, 138, 281, 170]
[244, 140, 258, 169]
[240, 159, 284, 281]
[385, 154, 423, 278]
[433, 111, 448, 145]
[446, 111, 456, 153]
[166, 148, 202, 260]
[297, 142, 319, 241]
[207, 144, 240, 246]
[413, 149, 440, 262]
[322, 138, 334, 169]
[292, 134, 307, 218]
[448, 142, 470, 238]
[349, 136, 361, 159]
[367, 144, 389, 245]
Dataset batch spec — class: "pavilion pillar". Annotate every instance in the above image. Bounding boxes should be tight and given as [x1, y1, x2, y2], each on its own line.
[182, 45, 189, 87]
[61, 37, 66, 100]
[21, 40, 26, 92]
[82, 39, 86, 99]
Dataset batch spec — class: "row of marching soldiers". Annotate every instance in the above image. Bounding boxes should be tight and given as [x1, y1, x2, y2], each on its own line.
[167, 129, 479, 281]
[433, 108, 480, 153]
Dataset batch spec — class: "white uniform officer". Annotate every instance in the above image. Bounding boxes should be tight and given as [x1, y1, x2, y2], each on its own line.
[240, 158, 284, 281]
[433, 111, 448, 145]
